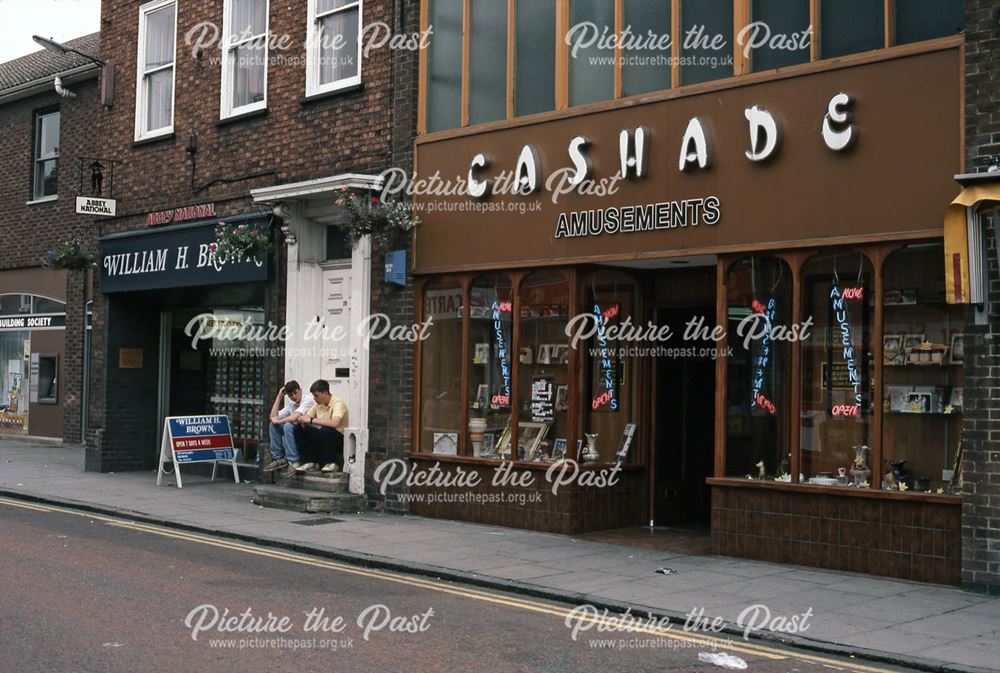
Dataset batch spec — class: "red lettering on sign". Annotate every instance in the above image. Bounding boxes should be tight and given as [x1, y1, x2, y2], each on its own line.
[491, 394, 510, 406]
[831, 404, 860, 417]
[842, 287, 864, 300]
[498, 301, 512, 313]
[755, 394, 776, 415]
[592, 390, 613, 409]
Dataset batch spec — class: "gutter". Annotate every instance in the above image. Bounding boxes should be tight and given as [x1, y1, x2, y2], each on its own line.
[0, 62, 99, 105]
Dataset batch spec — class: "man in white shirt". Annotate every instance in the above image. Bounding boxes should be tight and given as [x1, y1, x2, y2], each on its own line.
[265, 380, 315, 472]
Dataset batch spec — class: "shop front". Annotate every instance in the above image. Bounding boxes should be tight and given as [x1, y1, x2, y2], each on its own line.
[92, 213, 277, 471]
[0, 268, 74, 439]
[410, 40, 968, 582]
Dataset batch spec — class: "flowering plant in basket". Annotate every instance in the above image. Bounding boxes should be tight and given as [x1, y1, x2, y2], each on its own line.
[42, 239, 94, 270]
[334, 187, 420, 247]
[213, 221, 272, 259]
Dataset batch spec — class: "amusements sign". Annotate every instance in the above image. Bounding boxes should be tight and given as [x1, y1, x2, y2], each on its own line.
[156, 415, 240, 488]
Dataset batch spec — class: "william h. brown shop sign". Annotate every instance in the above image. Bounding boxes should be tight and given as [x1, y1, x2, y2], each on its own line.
[411, 45, 961, 273]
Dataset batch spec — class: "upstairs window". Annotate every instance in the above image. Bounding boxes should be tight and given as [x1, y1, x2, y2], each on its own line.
[135, 0, 176, 140]
[221, 0, 269, 117]
[33, 111, 59, 200]
[307, 0, 363, 96]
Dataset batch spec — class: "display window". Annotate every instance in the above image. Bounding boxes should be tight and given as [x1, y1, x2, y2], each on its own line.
[725, 256, 793, 479]
[880, 243, 964, 492]
[799, 251, 876, 486]
[419, 277, 464, 455]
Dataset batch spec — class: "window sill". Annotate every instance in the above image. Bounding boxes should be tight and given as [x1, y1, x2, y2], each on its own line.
[216, 107, 267, 127]
[299, 83, 364, 106]
[408, 452, 644, 471]
[132, 132, 175, 149]
[26, 196, 58, 206]
[706, 477, 962, 504]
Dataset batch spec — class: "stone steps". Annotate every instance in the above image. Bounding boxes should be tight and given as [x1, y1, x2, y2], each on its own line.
[278, 472, 349, 494]
[251, 485, 366, 514]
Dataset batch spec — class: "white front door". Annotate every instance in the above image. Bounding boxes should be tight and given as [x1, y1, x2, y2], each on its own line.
[320, 265, 353, 413]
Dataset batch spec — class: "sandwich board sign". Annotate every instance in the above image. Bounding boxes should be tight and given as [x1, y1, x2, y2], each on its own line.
[156, 415, 240, 488]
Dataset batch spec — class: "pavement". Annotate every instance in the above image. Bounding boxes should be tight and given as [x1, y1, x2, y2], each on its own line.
[2, 439, 999, 673]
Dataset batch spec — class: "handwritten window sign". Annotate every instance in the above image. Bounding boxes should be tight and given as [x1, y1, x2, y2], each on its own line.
[156, 415, 240, 488]
[530, 376, 555, 423]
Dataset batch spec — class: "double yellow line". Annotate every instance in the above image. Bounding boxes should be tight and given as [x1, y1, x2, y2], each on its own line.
[0, 496, 898, 672]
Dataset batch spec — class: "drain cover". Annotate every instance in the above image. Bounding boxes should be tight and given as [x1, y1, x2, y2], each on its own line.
[291, 517, 343, 526]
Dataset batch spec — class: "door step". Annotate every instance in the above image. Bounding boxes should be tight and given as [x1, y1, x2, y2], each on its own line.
[277, 472, 349, 494]
[251, 485, 365, 513]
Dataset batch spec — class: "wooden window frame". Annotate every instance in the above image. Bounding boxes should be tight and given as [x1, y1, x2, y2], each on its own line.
[420, 0, 959, 134]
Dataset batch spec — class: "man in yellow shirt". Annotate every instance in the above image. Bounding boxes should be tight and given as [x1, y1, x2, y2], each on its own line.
[292, 379, 349, 474]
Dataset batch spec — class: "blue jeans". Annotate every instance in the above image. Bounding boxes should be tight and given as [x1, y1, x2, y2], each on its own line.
[268, 421, 299, 463]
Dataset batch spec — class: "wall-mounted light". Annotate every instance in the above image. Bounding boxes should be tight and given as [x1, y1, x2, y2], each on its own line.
[32, 35, 114, 107]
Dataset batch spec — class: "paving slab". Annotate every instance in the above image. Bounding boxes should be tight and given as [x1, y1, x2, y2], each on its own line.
[2, 440, 999, 673]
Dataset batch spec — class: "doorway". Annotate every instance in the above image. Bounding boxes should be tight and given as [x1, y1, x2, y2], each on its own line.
[650, 285, 717, 529]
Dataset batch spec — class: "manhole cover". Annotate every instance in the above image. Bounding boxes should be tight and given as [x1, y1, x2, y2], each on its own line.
[291, 517, 343, 526]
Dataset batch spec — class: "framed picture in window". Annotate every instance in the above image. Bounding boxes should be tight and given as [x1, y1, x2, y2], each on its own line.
[555, 385, 568, 412]
[552, 438, 567, 460]
[519, 347, 533, 365]
[432, 432, 459, 455]
[516, 422, 549, 460]
[473, 342, 490, 364]
[883, 334, 903, 365]
[950, 332, 964, 364]
[903, 334, 925, 362]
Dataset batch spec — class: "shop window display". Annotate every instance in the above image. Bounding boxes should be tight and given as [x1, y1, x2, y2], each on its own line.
[0, 331, 30, 435]
[580, 270, 638, 465]
[799, 251, 875, 486]
[467, 274, 513, 458]
[725, 256, 792, 479]
[881, 243, 967, 492]
[515, 271, 569, 462]
[420, 277, 464, 454]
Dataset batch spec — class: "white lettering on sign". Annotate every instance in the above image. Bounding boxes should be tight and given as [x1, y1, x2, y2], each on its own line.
[468, 153, 490, 199]
[744, 106, 782, 162]
[514, 145, 542, 195]
[619, 127, 649, 179]
[103, 248, 170, 277]
[555, 196, 721, 239]
[466, 91, 863, 205]
[567, 136, 592, 189]
[679, 117, 712, 171]
[822, 93, 857, 152]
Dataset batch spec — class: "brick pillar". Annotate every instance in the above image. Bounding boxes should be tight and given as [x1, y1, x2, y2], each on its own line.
[961, 0, 1000, 595]
[961, 220, 1000, 594]
[62, 268, 86, 444]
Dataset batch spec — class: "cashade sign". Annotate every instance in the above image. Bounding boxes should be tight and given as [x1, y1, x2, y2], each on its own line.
[156, 415, 240, 488]
[100, 219, 269, 293]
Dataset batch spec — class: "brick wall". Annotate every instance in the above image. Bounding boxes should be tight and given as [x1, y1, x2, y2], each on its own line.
[961, 0, 1000, 595]
[365, 0, 419, 513]
[0, 74, 100, 442]
[87, 0, 412, 472]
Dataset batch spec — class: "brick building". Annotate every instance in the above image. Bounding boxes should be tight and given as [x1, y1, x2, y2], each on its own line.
[0, 34, 101, 443]
[959, 0, 1000, 595]
[87, 0, 418, 507]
